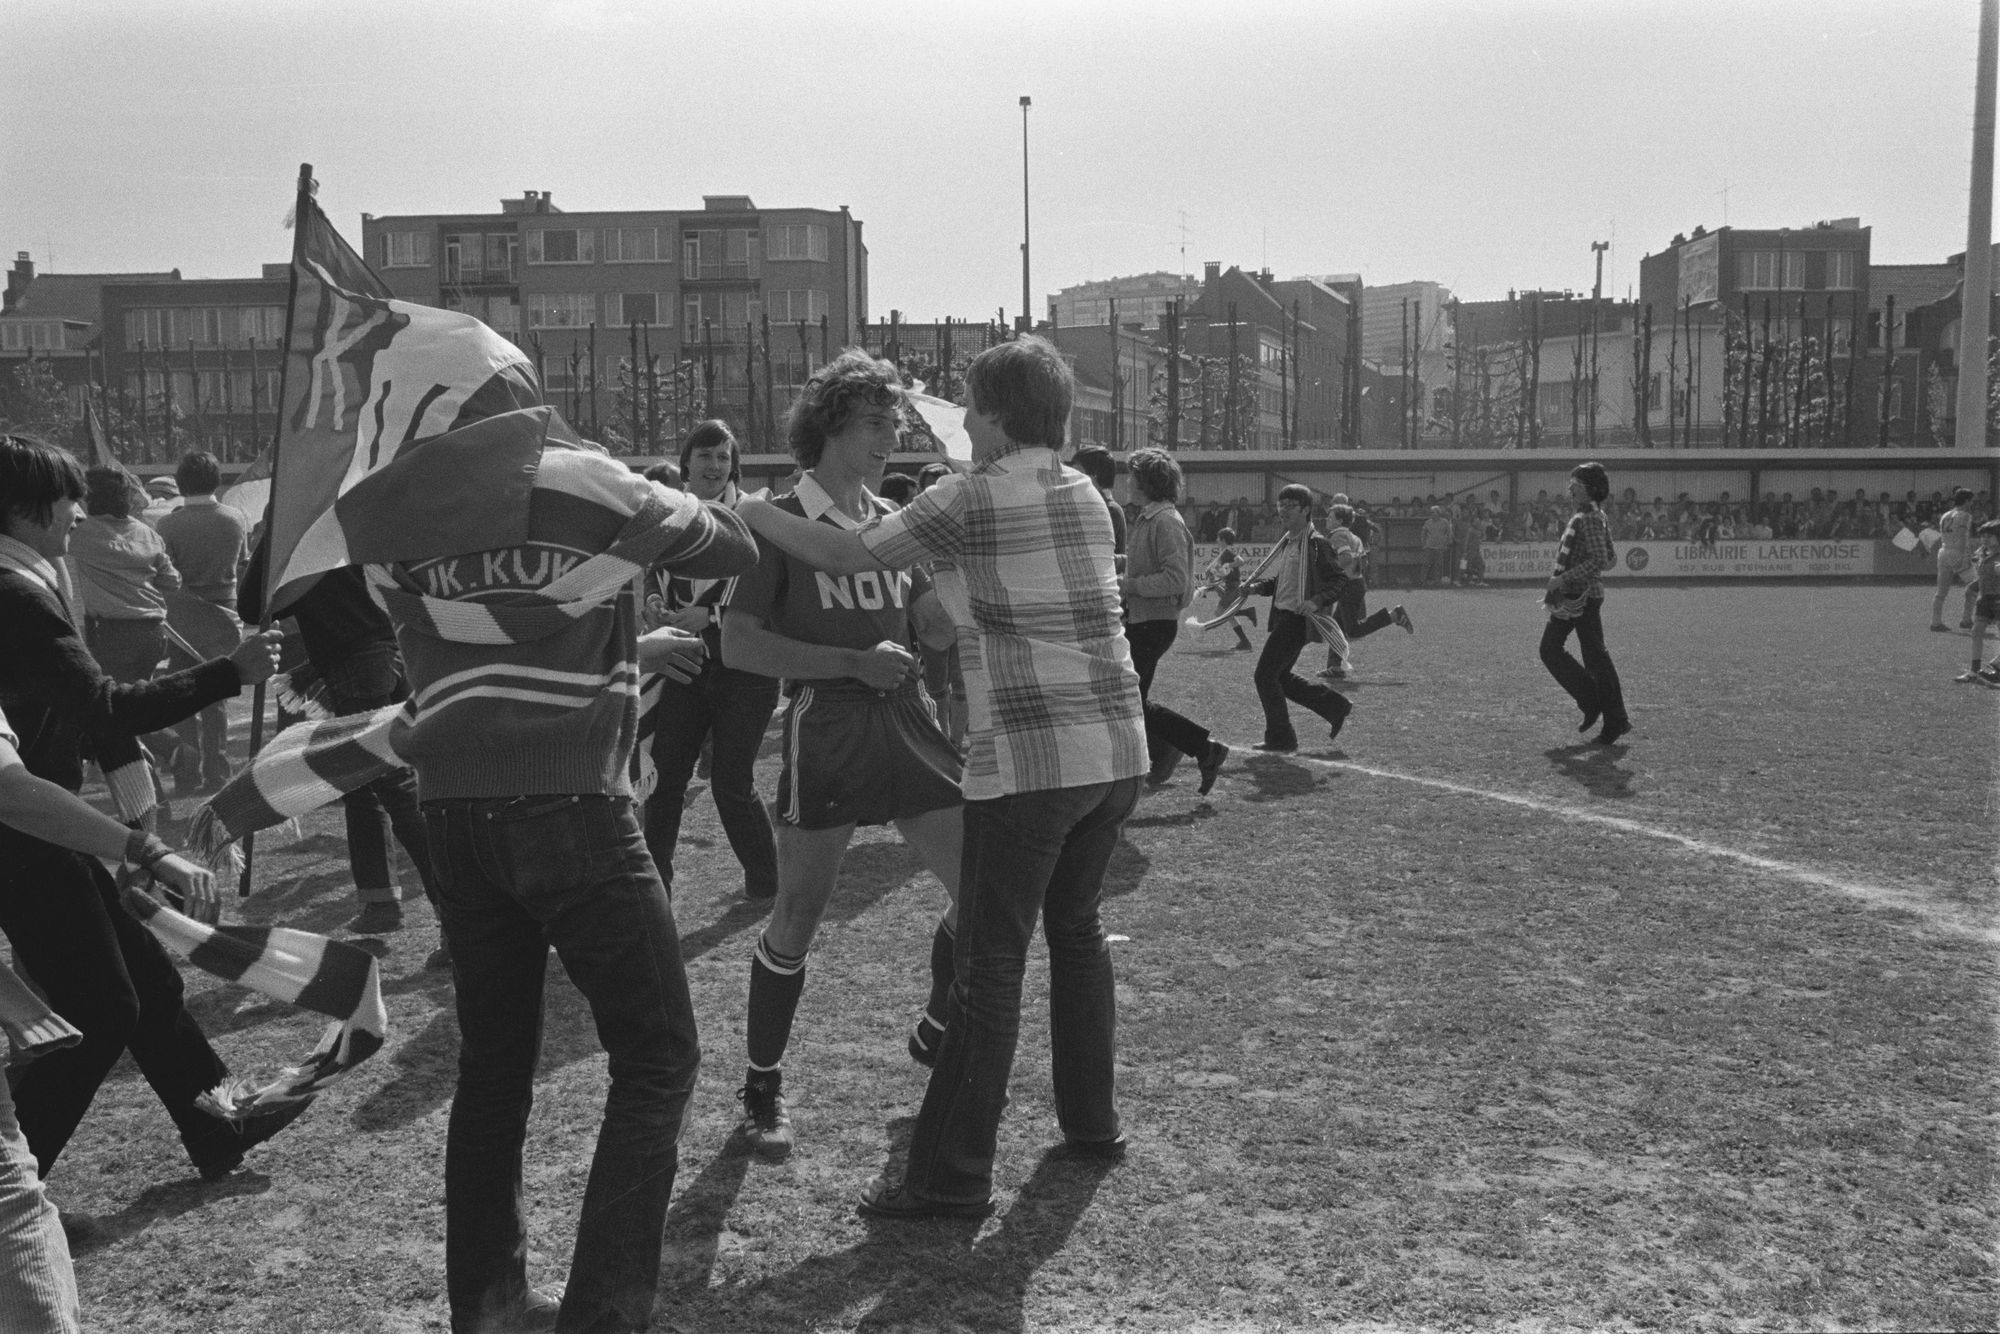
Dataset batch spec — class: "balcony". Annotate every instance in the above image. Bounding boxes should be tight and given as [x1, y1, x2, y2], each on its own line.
[442, 261, 517, 286]
[681, 260, 760, 283]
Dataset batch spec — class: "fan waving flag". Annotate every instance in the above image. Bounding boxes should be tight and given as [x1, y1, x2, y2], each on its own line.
[83, 398, 120, 469]
[235, 173, 542, 611]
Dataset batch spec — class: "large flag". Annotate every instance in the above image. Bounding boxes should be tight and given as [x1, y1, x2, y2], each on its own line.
[229, 176, 541, 613]
[83, 398, 120, 468]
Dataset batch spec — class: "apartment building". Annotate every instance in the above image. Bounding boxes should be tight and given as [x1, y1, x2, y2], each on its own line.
[361, 192, 867, 452]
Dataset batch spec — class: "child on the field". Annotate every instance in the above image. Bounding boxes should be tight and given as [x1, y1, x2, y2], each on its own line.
[1954, 519, 2000, 685]
[1201, 528, 1256, 650]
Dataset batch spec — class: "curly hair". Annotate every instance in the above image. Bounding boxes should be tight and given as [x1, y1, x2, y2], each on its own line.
[784, 349, 904, 470]
[1125, 448, 1182, 505]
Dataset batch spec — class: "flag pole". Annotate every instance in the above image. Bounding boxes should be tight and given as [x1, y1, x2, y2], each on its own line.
[237, 161, 314, 898]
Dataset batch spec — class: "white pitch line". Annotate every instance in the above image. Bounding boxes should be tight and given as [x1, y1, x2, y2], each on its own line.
[1226, 743, 1999, 945]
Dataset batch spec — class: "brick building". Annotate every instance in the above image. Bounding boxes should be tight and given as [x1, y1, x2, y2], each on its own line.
[361, 192, 868, 454]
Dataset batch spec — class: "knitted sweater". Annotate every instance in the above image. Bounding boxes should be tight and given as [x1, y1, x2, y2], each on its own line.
[360, 429, 758, 801]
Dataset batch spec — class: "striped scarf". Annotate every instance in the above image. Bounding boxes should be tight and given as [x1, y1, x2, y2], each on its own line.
[193, 498, 671, 856]
[0, 962, 82, 1067]
[120, 884, 386, 1119]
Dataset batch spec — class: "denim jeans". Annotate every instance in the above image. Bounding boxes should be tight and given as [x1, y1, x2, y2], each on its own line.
[0, 1049, 79, 1333]
[642, 664, 779, 898]
[902, 777, 1141, 1204]
[1253, 609, 1350, 747]
[323, 642, 438, 906]
[1539, 598, 1628, 727]
[423, 795, 700, 1334]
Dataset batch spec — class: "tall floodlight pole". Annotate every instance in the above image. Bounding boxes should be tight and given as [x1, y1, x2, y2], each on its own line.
[1590, 241, 1608, 449]
[1957, 0, 1997, 448]
[1019, 96, 1033, 333]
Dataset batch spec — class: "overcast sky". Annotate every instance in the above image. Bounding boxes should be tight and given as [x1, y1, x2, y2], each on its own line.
[2, 0, 1984, 319]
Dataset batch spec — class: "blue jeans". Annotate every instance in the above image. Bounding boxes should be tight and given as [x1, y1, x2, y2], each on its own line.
[0, 1049, 79, 1332]
[423, 796, 699, 1334]
[642, 664, 779, 898]
[902, 777, 1141, 1204]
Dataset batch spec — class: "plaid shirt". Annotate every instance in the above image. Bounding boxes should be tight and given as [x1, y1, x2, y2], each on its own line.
[860, 444, 1145, 799]
[1552, 503, 1616, 601]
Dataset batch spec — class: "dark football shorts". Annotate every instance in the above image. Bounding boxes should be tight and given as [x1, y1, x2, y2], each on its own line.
[1978, 593, 2000, 623]
[776, 680, 963, 829]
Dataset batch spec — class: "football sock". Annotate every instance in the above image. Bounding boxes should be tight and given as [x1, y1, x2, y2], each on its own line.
[746, 933, 810, 1076]
[923, 918, 956, 1034]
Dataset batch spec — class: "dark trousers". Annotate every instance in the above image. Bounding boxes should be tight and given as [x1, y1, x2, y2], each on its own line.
[904, 777, 1141, 1203]
[642, 664, 780, 899]
[1124, 619, 1212, 763]
[1539, 598, 1628, 727]
[0, 829, 238, 1178]
[424, 795, 699, 1334]
[1254, 609, 1351, 747]
[323, 642, 438, 906]
[1330, 578, 1392, 657]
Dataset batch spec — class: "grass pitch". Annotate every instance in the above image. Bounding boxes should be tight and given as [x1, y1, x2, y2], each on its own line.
[58, 583, 1999, 1332]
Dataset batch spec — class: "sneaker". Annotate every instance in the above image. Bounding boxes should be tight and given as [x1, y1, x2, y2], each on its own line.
[1956, 670, 1984, 683]
[1393, 605, 1415, 634]
[908, 1017, 944, 1069]
[1252, 739, 1297, 754]
[198, 1095, 317, 1181]
[1232, 638, 1254, 652]
[1931, 624, 1952, 632]
[349, 901, 404, 934]
[1979, 666, 2000, 685]
[514, 1283, 565, 1333]
[1146, 750, 1183, 787]
[1197, 741, 1230, 797]
[734, 1080, 795, 1161]
[1317, 665, 1346, 680]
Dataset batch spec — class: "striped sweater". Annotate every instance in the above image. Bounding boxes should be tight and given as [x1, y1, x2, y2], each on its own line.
[356, 419, 758, 801]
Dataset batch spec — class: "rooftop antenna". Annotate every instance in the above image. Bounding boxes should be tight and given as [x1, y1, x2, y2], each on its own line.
[1717, 181, 1731, 226]
[1179, 209, 1190, 284]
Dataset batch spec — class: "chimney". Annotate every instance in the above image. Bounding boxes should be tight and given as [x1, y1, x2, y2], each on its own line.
[1203, 261, 1221, 283]
[5, 252, 32, 311]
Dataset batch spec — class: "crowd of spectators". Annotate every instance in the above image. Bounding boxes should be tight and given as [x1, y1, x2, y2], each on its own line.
[1178, 487, 1995, 548]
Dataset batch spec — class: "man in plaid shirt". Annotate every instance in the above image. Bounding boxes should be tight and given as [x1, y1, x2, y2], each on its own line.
[736, 335, 1146, 1218]
[1540, 461, 1630, 745]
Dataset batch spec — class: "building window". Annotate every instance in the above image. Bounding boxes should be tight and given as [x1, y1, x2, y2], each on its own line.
[766, 289, 828, 324]
[123, 307, 283, 352]
[766, 224, 828, 262]
[445, 233, 519, 284]
[1826, 251, 1857, 290]
[383, 231, 434, 268]
[526, 228, 597, 265]
[0, 320, 64, 351]
[444, 292, 520, 337]
[682, 291, 763, 344]
[681, 229, 761, 280]
[605, 228, 666, 263]
[605, 292, 668, 326]
[771, 347, 811, 390]
[526, 293, 597, 329]
[1259, 335, 1283, 369]
[1736, 250, 1804, 291]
